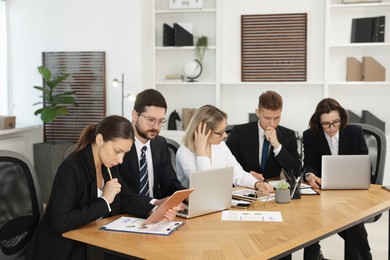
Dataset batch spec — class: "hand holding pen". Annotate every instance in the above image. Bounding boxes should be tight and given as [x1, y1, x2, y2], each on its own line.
[102, 167, 121, 204]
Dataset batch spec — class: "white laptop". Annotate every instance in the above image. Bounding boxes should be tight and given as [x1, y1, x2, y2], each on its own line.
[321, 155, 371, 190]
[177, 167, 234, 218]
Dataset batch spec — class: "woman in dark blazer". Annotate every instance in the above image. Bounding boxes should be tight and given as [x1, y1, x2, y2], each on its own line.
[303, 98, 371, 260]
[26, 115, 180, 260]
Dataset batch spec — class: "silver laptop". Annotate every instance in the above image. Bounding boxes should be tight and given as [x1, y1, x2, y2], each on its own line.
[321, 155, 371, 190]
[177, 167, 233, 218]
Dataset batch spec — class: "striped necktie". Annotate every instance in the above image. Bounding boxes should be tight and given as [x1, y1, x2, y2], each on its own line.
[139, 146, 150, 196]
[261, 137, 270, 171]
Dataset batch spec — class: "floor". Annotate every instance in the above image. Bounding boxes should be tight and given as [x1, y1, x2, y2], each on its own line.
[292, 211, 388, 260]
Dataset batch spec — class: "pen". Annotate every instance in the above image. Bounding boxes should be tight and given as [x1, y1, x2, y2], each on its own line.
[107, 167, 113, 180]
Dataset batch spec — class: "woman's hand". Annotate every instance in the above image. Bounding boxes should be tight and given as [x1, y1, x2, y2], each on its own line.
[102, 178, 121, 204]
[194, 122, 211, 156]
[307, 174, 321, 189]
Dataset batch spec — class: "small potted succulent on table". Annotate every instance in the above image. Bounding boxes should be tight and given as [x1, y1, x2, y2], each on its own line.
[275, 180, 291, 204]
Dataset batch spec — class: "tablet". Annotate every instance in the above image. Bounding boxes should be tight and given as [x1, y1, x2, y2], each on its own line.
[143, 188, 194, 225]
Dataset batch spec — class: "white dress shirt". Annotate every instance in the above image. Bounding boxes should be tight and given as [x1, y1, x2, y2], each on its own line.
[134, 137, 154, 198]
[175, 141, 258, 188]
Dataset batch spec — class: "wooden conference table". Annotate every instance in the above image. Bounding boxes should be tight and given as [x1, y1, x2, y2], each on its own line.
[63, 185, 390, 260]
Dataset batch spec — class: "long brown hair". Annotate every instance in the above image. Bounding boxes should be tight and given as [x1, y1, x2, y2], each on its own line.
[73, 115, 134, 152]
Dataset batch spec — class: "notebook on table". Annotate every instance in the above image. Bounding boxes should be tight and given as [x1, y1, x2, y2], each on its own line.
[177, 167, 234, 219]
[321, 155, 371, 190]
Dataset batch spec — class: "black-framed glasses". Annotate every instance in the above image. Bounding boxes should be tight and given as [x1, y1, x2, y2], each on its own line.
[214, 122, 228, 136]
[321, 119, 342, 129]
[140, 113, 167, 127]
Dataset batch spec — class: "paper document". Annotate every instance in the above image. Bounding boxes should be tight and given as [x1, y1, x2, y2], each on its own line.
[222, 211, 283, 222]
[100, 216, 184, 236]
[268, 181, 318, 195]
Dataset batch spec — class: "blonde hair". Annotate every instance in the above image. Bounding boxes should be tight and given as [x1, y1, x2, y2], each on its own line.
[182, 105, 227, 152]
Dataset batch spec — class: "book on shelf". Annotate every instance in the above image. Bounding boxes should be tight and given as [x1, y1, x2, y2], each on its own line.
[362, 56, 385, 81]
[346, 57, 362, 81]
[165, 74, 184, 82]
[174, 23, 193, 46]
[163, 23, 175, 47]
[351, 16, 385, 43]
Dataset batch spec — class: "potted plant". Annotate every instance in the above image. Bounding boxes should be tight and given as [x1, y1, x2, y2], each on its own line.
[183, 35, 208, 82]
[195, 35, 208, 66]
[275, 180, 291, 204]
[33, 65, 76, 203]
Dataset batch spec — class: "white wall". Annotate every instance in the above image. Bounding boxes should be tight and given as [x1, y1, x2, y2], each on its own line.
[7, 0, 143, 124]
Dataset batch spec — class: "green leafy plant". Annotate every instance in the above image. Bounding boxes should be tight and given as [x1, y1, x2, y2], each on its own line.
[276, 180, 290, 190]
[195, 35, 208, 65]
[33, 66, 75, 124]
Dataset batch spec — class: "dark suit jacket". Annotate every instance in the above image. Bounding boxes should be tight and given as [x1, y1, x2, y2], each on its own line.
[226, 121, 301, 179]
[303, 124, 368, 179]
[26, 144, 154, 260]
[119, 135, 185, 201]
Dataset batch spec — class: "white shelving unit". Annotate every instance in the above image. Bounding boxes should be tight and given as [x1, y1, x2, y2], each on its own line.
[150, 1, 390, 134]
[152, 0, 219, 132]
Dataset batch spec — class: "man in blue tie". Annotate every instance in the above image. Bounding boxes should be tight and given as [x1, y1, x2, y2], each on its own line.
[119, 89, 186, 205]
[226, 90, 301, 181]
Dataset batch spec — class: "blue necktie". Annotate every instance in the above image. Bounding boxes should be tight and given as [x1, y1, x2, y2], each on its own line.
[261, 137, 269, 171]
[139, 146, 150, 196]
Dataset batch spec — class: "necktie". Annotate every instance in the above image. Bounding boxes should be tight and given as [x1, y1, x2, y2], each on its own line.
[261, 137, 269, 171]
[139, 146, 150, 196]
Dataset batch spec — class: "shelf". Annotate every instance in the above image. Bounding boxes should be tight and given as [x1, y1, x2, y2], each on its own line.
[331, 2, 390, 8]
[328, 81, 390, 86]
[155, 46, 216, 50]
[156, 81, 216, 85]
[155, 8, 217, 14]
[330, 43, 390, 48]
[221, 82, 325, 86]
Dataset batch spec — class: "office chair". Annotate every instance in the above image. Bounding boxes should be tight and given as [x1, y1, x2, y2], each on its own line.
[0, 150, 44, 260]
[350, 123, 386, 186]
[165, 138, 181, 172]
[63, 143, 77, 160]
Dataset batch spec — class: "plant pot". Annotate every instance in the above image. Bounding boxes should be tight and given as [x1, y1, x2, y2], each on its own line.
[275, 189, 291, 204]
[33, 142, 74, 203]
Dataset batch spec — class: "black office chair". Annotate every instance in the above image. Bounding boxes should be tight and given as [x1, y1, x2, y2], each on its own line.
[351, 123, 386, 225]
[0, 150, 44, 260]
[165, 138, 181, 172]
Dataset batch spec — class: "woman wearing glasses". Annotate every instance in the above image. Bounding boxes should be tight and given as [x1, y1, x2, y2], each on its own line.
[175, 105, 273, 192]
[303, 98, 371, 260]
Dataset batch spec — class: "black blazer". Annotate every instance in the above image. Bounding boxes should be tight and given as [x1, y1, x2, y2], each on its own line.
[226, 121, 301, 179]
[303, 124, 368, 179]
[26, 144, 154, 260]
[119, 135, 185, 201]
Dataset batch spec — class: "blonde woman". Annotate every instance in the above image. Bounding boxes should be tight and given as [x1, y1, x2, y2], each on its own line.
[176, 105, 273, 192]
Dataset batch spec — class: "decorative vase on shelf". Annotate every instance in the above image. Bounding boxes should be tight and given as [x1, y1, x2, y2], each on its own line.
[183, 59, 202, 82]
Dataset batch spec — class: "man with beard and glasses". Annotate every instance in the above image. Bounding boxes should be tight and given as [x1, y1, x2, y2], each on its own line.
[118, 89, 186, 206]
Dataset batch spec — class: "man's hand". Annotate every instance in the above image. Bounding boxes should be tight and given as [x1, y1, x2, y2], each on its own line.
[250, 171, 265, 182]
[264, 126, 280, 149]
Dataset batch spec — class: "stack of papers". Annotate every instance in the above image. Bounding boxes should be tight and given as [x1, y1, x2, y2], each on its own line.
[100, 216, 184, 236]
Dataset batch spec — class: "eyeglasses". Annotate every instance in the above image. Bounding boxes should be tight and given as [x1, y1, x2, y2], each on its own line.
[140, 114, 167, 127]
[214, 123, 228, 136]
[214, 129, 226, 136]
[321, 119, 342, 129]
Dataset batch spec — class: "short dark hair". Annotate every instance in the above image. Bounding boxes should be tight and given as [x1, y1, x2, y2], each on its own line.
[258, 91, 283, 111]
[309, 98, 348, 134]
[133, 89, 167, 113]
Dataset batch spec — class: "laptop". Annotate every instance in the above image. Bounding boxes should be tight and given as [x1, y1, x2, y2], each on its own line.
[177, 167, 234, 218]
[321, 155, 371, 190]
